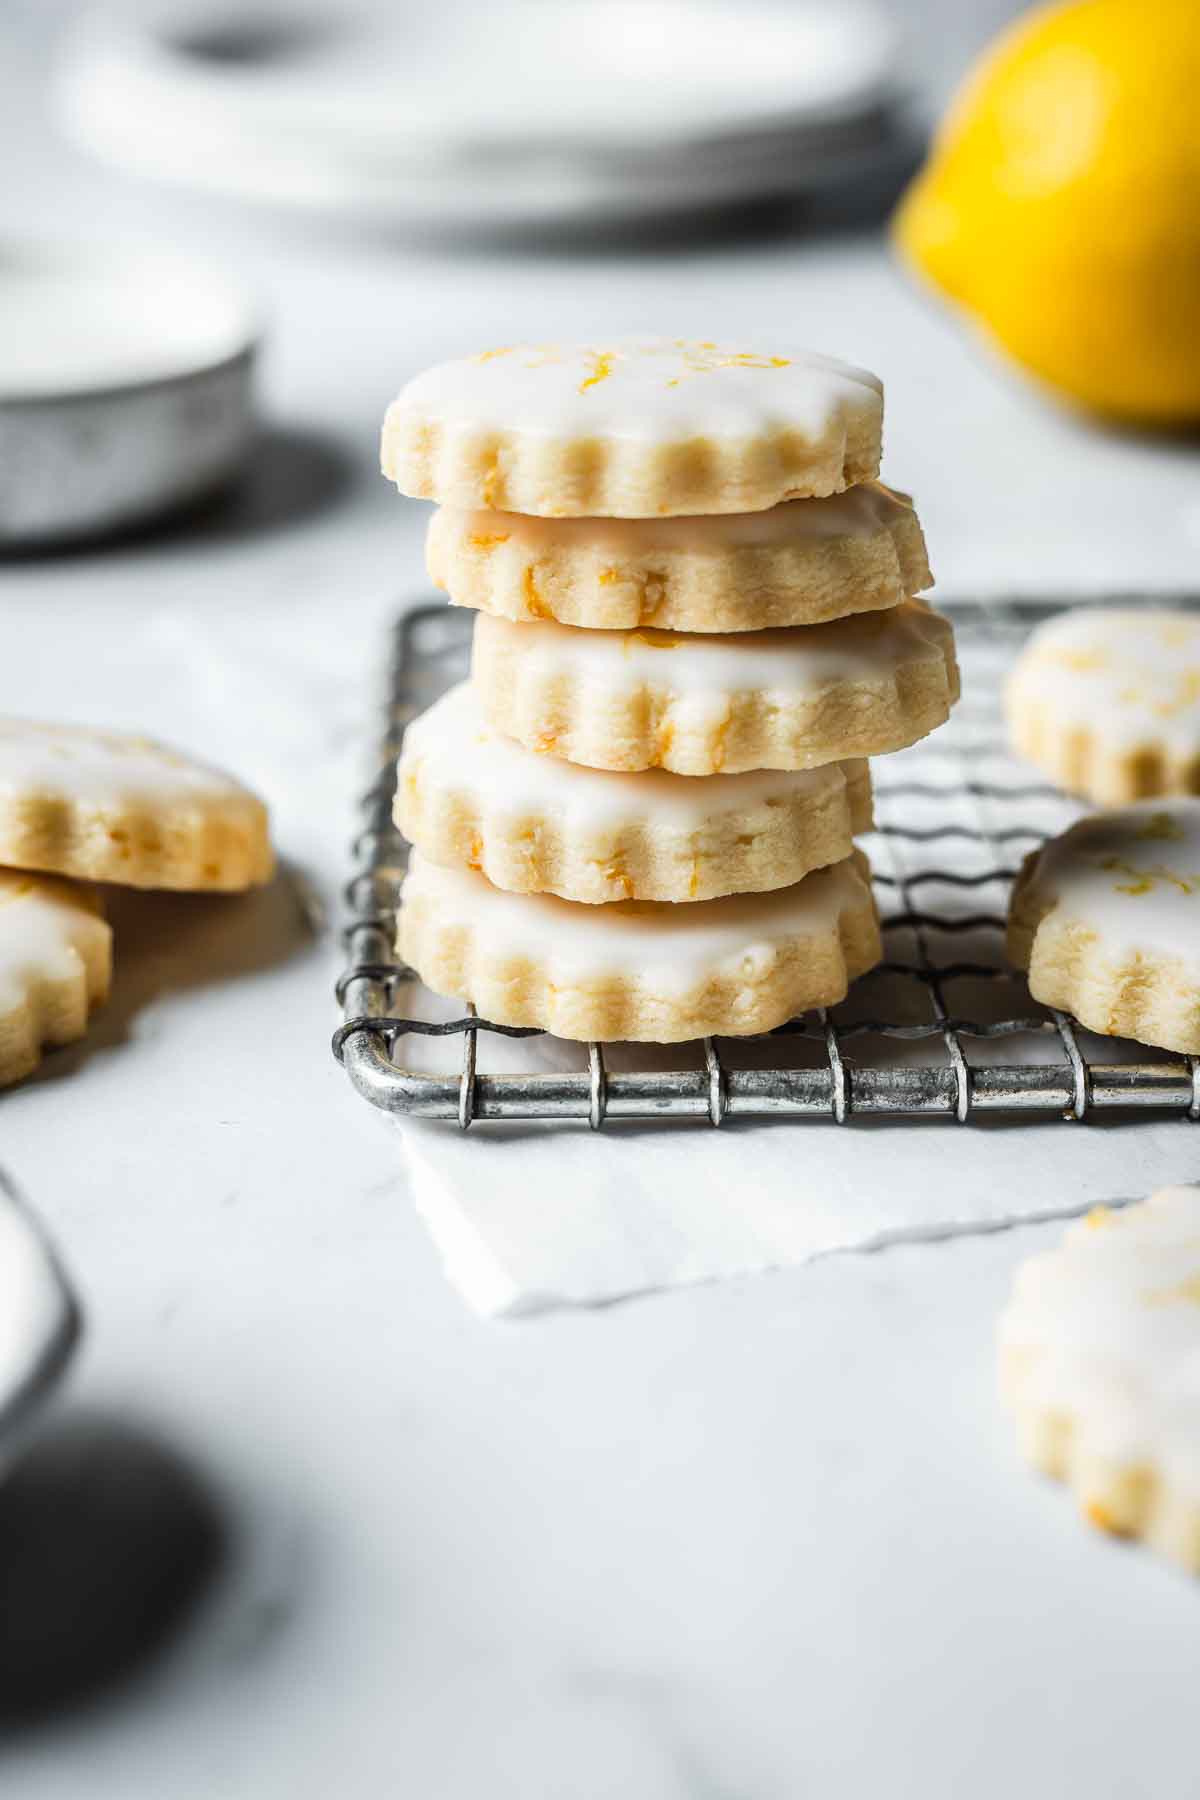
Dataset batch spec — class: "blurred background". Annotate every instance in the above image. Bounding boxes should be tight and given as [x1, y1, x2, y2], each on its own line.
[5, 0, 1197, 589]
[2, 3, 1200, 1794]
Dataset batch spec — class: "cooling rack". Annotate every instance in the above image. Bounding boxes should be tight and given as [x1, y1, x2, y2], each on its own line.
[334, 596, 1200, 1128]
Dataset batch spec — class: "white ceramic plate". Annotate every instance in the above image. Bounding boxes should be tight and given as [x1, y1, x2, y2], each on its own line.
[56, 0, 903, 229]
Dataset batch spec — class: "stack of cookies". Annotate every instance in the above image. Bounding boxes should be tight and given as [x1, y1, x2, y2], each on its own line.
[382, 339, 959, 1044]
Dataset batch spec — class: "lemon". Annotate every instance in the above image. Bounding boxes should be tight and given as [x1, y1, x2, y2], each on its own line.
[894, 0, 1200, 424]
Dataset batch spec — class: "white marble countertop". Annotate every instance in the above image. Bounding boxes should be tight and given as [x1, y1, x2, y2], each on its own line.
[4, 7, 1200, 1794]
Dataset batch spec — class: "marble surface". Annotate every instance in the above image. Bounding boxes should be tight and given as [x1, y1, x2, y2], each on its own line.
[3, 5, 1200, 1793]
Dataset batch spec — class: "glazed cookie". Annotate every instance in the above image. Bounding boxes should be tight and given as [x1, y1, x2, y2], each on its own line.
[999, 1186, 1200, 1574]
[1008, 799, 1200, 1054]
[1006, 607, 1200, 804]
[0, 720, 273, 891]
[0, 872, 111, 1087]
[426, 482, 931, 633]
[471, 600, 959, 775]
[382, 339, 883, 517]
[398, 848, 880, 1043]
[396, 682, 873, 904]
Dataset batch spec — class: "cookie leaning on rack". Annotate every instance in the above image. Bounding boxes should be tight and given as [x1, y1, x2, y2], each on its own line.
[1006, 607, 1200, 805]
[1008, 798, 1200, 1056]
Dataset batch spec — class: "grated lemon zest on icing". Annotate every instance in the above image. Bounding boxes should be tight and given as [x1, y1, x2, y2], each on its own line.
[1143, 1270, 1200, 1307]
[710, 718, 729, 772]
[1085, 1500, 1124, 1535]
[480, 459, 501, 509]
[603, 856, 633, 899]
[1133, 812, 1185, 843]
[579, 350, 618, 394]
[1150, 670, 1200, 719]
[1046, 647, 1110, 674]
[1099, 854, 1200, 896]
[627, 628, 681, 651]
[522, 565, 551, 620]
[666, 345, 794, 387]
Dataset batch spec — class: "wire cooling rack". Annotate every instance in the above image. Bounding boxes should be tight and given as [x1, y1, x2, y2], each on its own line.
[335, 596, 1200, 1128]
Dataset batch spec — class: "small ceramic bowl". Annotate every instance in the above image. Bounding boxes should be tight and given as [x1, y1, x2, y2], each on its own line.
[0, 242, 258, 548]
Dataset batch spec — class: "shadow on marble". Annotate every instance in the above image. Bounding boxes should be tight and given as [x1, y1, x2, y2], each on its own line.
[0, 1408, 225, 1728]
[96, 860, 317, 1031]
[1076, 414, 1200, 461]
[166, 425, 359, 545]
[16, 863, 318, 1088]
[0, 425, 358, 565]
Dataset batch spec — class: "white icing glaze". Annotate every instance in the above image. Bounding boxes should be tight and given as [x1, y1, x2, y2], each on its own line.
[473, 599, 947, 694]
[393, 339, 881, 444]
[401, 682, 861, 824]
[1012, 608, 1200, 754]
[0, 872, 103, 1012]
[401, 849, 867, 988]
[444, 481, 912, 555]
[1000, 1186, 1200, 1490]
[0, 719, 257, 807]
[1025, 798, 1200, 959]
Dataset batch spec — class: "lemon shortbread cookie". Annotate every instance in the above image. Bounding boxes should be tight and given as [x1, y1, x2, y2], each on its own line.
[0, 721, 273, 892]
[999, 1186, 1200, 1574]
[1008, 799, 1200, 1054]
[472, 600, 959, 776]
[382, 339, 883, 518]
[397, 682, 872, 905]
[398, 848, 880, 1043]
[426, 482, 931, 634]
[1006, 608, 1200, 804]
[0, 872, 111, 1087]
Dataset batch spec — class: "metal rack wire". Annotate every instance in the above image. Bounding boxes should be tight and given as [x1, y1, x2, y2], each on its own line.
[335, 597, 1200, 1128]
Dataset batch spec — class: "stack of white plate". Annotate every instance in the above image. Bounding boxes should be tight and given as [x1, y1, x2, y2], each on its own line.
[55, 0, 906, 232]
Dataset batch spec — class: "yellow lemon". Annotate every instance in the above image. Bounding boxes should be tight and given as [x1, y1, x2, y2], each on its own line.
[894, 0, 1200, 424]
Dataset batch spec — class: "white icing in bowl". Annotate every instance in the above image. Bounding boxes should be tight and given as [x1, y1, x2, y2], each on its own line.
[0, 242, 257, 400]
[0, 241, 258, 544]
